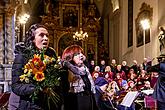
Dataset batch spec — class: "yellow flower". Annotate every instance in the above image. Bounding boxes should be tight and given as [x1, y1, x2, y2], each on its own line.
[27, 70, 32, 77]
[43, 59, 48, 64]
[34, 71, 45, 82]
[25, 77, 30, 83]
[24, 68, 28, 73]
[20, 74, 27, 82]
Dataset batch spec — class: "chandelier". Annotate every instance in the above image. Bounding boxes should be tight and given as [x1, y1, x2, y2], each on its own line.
[73, 28, 88, 41]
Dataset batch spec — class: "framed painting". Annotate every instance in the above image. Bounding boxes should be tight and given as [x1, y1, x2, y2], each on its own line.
[63, 6, 78, 27]
[135, 3, 152, 47]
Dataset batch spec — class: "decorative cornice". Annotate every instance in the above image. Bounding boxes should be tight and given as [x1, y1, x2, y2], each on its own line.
[41, 15, 60, 29]
[4, 4, 15, 16]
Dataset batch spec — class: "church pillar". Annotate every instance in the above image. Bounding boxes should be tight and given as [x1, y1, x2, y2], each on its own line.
[0, 13, 4, 64]
[4, 5, 15, 64]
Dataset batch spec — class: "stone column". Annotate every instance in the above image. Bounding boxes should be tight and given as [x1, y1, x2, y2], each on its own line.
[4, 5, 15, 64]
[0, 13, 4, 64]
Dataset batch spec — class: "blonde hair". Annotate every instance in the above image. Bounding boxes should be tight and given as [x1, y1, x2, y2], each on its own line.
[105, 66, 111, 72]
[107, 81, 120, 92]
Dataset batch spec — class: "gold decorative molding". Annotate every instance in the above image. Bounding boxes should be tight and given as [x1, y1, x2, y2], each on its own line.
[83, 5, 101, 32]
[41, 15, 60, 29]
[5, 4, 15, 16]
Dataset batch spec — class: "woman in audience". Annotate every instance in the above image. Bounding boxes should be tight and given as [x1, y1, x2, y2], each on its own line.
[92, 66, 103, 77]
[137, 70, 149, 90]
[114, 73, 127, 89]
[107, 81, 120, 100]
[127, 81, 137, 91]
[104, 66, 114, 82]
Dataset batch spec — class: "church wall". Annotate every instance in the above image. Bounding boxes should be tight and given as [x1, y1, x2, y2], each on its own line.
[120, 0, 159, 66]
[133, 0, 158, 65]
[119, 0, 134, 65]
[158, 0, 165, 26]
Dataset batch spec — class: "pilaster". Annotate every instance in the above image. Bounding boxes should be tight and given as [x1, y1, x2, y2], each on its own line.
[0, 13, 4, 64]
[4, 4, 15, 64]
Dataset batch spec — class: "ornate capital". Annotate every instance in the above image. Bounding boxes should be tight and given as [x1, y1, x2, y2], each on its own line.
[41, 15, 60, 29]
[5, 5, 15, 16]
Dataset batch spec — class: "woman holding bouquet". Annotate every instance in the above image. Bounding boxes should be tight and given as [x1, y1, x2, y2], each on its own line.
[61, 45, 98, 110]
[10, 24, 62, 110]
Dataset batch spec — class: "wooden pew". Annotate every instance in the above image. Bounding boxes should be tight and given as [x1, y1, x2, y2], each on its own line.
[0, 92, 10, 110]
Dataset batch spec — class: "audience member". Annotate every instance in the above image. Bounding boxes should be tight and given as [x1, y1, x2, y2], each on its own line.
[121, 61, 130, 78]
[99, 60, 106, 73]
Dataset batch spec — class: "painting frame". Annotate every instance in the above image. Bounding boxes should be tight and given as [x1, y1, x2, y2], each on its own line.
[135, 3, 152, 47]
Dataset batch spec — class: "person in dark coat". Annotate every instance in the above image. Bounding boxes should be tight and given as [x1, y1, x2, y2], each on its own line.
[88, 60, 95, 74]
[99, 60, 106, 73]
[152, 62, 165, 110]
[8, 42, 24, 110]
[10, 24, 62, 110]
[130, 60, 139, 74]
[121, 61, 130, 78]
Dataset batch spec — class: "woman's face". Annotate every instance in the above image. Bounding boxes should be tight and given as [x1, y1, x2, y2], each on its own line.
[95, 66, 100, 72]
[33, 27, 49, 50]
[116, 74, 120, 79]
[73, 52, 85, 66]
[117, 65, 121, 70]
[93, 73, 99, 78]
[105, 66, 111, 72]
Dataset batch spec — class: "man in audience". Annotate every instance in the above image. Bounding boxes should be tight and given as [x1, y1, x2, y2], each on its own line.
[99, 60, 106, 73]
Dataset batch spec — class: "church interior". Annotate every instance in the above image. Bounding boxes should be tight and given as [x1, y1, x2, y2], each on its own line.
[0, 0, 165, 109]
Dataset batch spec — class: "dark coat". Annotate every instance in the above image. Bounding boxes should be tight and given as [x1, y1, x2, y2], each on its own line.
[8, 42, 24, 110]
[153, 62, 165, 102]
[62, 61, 98, 110]
[11, 44, 60, 110]
[8, 91, 20, 110]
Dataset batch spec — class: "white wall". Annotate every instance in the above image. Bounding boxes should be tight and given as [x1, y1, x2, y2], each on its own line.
[120, 0, 159, 66]
[134, 0, 158, 65]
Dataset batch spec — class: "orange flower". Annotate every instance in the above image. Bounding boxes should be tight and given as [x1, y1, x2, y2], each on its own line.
[32, 54, 40, 63]
[34, 71, 45, 82]
[32, 54, 43, 66]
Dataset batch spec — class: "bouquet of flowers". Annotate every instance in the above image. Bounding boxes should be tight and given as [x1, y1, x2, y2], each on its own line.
[19, 48, 62, 109]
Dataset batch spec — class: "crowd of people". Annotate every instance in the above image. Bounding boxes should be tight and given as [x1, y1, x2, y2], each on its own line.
[7, 23, 162, 110]
[87, 58, 158, 110]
